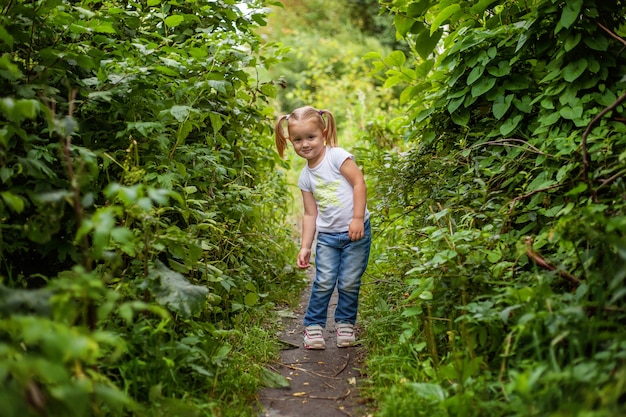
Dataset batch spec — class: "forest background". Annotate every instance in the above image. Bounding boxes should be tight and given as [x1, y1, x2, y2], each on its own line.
[1, 1, 625, 417]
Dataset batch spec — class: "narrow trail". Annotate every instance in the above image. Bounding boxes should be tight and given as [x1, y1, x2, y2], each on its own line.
[258, 271, 367, 417]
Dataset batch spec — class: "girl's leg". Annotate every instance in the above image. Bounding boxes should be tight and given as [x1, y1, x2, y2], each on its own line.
[303, 232, 341, 327]
[335, 220, 371, 324]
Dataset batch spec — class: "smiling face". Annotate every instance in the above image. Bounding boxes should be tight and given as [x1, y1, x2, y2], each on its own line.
[288, 118, 327, 167]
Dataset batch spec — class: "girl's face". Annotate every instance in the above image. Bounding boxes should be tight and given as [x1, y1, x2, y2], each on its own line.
[288, 118, 327, 167]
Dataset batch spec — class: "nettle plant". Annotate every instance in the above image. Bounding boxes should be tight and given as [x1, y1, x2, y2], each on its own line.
[362, 0, 626, 415]
[1, 1, 297, 416]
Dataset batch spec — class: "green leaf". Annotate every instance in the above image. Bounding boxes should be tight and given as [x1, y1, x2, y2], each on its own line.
[93, 384, 134, 412]
[467, 66, 484, 85]
[0, 98, 39, 123]
[451, 108, 470, 126]
[526, 172, 556, 192]
[394, 14, 415, 38]
[487, 61, 511, 77]
[384, 50, 406, 67]
[447, 96, 465, 114]
[164, 15, 185, 28]
[147, 261, 208, 317]
[126, 121, 163, 136]
[471, 77, 496, 97]
[154, 65, 179, 76]
[563, 58, 587, 82]
[170, 105, 194, 122]
[208, 80, 230, 94]
[92, 208, 116, 257]
[73, 7, 96, 18]
[260, 368, 290, 389]
[401, 306, 423, 317]
[362, 51, 382, 61]
[88, 91, 113, 102]
[485, 249, 502, 263]
[419, 290, 433, 300]
[415, 27, 442, 60]
[513, 95, 532, 113]
[560, 0, 582, 29]
[539, 111, 561, 127]
[209, 112, 225, 136]
[559, 104, 583, 120]
[493, 94, 514, 120]
[93, 22, 116, 34]
[470, 0, 499, 14]
[400, 85, 421, 105]
[584, 35, 609, 51]
[260, 83, 277, 97]
[431, 5, 461, 35]
[384, 74, 408, 89]
[407, 0, 432, 17]
[1, 191, 25, 213]
[408, 382, 447, 401]
[111, 227, 136, 256]
[564, 33, 581, 51]
[244, 292, 259, 306]
[597, 89, 617, 106]
[500, 114, 523, 136]
[0, 24, 15, 48]
[177, 120, 193, 143]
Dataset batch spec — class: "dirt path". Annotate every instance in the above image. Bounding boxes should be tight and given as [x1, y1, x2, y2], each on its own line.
[258, 272, 367, 417]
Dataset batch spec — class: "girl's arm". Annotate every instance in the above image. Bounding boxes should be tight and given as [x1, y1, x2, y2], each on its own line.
[297, 190, 318, 269]
[340, 158, 367, 241]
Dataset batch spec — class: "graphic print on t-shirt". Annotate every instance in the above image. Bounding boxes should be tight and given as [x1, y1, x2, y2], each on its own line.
[314, 176, 343, 212]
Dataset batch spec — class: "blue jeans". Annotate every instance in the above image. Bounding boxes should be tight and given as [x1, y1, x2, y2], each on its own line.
[303, 220, 371, 327]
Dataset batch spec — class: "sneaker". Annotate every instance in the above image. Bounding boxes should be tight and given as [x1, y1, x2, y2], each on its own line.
[303, 324, 325, 350]
[336, 323, 356, 347]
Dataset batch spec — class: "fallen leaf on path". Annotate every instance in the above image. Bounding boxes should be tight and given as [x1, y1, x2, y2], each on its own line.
[277, 309, 299, 319]
[292, 392, 307, 397]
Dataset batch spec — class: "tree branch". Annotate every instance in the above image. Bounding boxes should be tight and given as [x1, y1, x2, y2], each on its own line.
[596, 21, 626, 47]
[524, 236, 581, 286]
[581, 89, 626, 199]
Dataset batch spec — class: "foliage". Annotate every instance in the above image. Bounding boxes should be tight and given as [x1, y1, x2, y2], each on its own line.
[0, 0, 303, 415]
[258, 0, 397, 142]
[360, 0, 626, 415]
[345, 0, 405, 50]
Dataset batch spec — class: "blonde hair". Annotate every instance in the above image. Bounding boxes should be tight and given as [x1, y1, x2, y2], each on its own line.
[274, 106, 338, 158]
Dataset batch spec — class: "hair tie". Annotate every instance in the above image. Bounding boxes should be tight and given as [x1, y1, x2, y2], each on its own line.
[285, 114, 290, 120]
[319, 110, 323, 116]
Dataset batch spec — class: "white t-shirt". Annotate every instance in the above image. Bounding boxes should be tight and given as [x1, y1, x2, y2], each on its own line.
[298, 147, 370, 233]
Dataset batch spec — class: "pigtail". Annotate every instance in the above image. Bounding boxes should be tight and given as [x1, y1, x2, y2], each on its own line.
[274, 114, 289, 158]
[276, 106, 338, 157]
[319, 109, 338, 147]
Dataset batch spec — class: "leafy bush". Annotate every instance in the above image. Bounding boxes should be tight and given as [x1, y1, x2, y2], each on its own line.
[360, 0, 626, 415]
[0, 1, 302, 415]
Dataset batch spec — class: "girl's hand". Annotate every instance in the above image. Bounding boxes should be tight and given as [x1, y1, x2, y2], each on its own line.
[297, 248, 312, 269]
[348, 219, 365, 241]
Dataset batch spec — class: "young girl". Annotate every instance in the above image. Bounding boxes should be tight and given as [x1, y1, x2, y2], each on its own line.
[275, 106, 371, 349]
